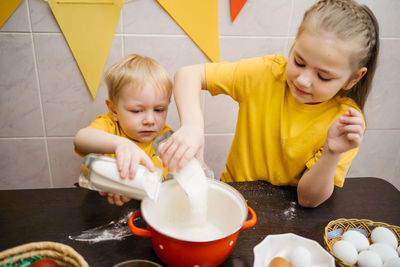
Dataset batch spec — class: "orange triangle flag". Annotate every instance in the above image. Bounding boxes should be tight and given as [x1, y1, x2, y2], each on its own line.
[48, 0, 123, 99]
[230, 0, 247, 22]
[0, 0, 23, 28]
[157, 0, 219, 62]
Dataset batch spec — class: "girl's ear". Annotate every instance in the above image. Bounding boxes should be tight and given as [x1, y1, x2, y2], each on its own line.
[343, 67, 368, 90]
[106, 99, 118, 121]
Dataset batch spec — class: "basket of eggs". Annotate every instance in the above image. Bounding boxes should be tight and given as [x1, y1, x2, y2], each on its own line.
[324, 218, 400, 267]
[0, 241, 89, 267]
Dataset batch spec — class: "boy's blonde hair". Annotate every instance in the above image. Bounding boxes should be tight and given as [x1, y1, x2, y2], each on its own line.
[297, 0, 379, 111]
[104, 54, 172, 103]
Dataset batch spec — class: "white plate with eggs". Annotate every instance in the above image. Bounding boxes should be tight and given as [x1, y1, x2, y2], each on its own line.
[253, 233, 335, 267]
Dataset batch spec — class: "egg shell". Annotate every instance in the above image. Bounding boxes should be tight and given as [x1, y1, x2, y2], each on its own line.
[358, 250, 383, 267]
[384, 257, 400, 267]
[268, 257, 292, 267]
[342, 230, 370, 252]
[332, 240, 358, 265]
[369, 243, 398, 263]
[289, 246, 311, 267]
[371, 227, 398, 249]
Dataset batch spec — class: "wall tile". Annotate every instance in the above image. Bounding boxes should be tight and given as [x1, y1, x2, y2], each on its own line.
[220, 36, 288, 61]
[34, 34, 122, 136]
[369, 0, 400, 38]
[0, 0, 30, 32]
[123, 0, 183, 34]
[124, 35, 209, 78]
[47, 138, 82, 188]
[348, 129, 400, 191]
[219, 0, 292, 36]
[364, 39, 400, 129]
[29, 0, 60, 33]
[0, 139, 50, 189]
[204, 134, 235, 180]
[204, 93, 238, 134]
[0, 33, 43, 137]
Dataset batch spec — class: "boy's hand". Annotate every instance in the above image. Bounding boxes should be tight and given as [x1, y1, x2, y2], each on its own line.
[99, 192, 131, 206]
[115, 137, 156, 179]
[325, 108, 365, 154]
[159, 125, 204, 173]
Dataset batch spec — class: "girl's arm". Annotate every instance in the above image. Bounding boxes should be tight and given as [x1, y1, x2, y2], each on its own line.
[74, 128, 155, 178]
[159, 64, 207, 173]
[297, 108, 365, 207]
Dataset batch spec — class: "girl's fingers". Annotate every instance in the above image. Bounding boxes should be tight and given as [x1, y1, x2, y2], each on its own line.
[342, 124, 364, 134]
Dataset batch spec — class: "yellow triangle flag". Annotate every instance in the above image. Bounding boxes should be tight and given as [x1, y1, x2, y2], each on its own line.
[48, 0, 123, 99]
[157, 0, 219, 62]
[0, 0, 23, 29]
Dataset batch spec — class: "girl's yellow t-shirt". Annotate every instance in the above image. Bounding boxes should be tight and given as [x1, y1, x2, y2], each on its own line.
[205, 55, 362, 187]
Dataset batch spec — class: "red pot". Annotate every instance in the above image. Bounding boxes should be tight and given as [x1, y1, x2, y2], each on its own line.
[128, 179, 257, 267]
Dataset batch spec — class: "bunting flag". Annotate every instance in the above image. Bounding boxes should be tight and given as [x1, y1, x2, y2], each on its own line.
[157, 0, 219, 62]
[48, 0, 123, 99]
[230, 0, 247, 22]
[0, 0, 23, 29]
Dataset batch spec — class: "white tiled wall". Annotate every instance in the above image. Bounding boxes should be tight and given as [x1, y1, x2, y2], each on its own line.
[0, 0, 399, 191]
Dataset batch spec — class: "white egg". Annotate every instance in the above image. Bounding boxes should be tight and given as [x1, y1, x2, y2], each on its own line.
[289, 246, 312, 267]
[342, 230, 370, 252]
[371, 227, 398, 249]
[384, 257, 400, 267]
[358, 250, 383, 267]
[333, 240, 358, 265]
[369, 243, 398, 263]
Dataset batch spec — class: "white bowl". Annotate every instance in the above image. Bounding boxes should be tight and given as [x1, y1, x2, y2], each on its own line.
[253, 233, 335, 267]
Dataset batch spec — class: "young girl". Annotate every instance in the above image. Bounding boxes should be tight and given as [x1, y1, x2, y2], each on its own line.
[159, 0, 380, 207]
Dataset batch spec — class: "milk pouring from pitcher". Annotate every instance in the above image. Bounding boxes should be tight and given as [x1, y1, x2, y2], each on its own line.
[79, 154, 162, 201]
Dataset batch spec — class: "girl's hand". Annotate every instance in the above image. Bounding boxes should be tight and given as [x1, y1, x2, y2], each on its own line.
[325, 108, 365, 154]
[159, 125, 204, 173]
[114, 137, 155, 179]
[99, 192, 131, 206]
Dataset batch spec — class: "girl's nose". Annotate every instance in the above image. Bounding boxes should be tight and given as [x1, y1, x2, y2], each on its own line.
[297, 71, 312, 88]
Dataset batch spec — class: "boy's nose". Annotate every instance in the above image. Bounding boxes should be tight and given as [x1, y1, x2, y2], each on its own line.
[143, 111, 155, 124]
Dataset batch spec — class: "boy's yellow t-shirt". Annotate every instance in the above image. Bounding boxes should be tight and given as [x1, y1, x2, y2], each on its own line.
[76, 112, 173, 178]
[205, 55, 362, 187]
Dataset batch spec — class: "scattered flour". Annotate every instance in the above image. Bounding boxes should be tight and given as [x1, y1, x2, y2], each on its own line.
[283, 201, 296, 220]
[68, 211, 134, 243]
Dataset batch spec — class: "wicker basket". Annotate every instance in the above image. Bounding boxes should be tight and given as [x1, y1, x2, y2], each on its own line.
[324, 218, 400, 267]
[0, 241, 89, 267]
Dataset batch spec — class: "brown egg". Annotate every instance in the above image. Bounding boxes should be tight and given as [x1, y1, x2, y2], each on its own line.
[268, 257, 292, 267]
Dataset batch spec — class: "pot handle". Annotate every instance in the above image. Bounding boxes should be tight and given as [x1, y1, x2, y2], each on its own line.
[240, 206, 257, 230]
[128, 211, 152, 237]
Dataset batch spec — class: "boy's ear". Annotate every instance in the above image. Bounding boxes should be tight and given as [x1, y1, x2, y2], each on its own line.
[343, 67, 368, 90]
[105, 99, 118, 121]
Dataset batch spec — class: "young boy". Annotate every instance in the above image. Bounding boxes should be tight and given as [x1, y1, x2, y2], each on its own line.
[74, 54, 173, 206]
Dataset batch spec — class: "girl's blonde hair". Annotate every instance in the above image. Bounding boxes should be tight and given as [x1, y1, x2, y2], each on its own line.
[104, 54, 172, 103]
[297, 0, 379, 111]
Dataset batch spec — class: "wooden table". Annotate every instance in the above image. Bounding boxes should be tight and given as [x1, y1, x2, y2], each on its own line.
[0, 177, 399, 267]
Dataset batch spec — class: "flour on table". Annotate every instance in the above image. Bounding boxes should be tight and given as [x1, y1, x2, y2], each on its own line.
[68, 211, 133, 243]
[283, 201, 296, 220]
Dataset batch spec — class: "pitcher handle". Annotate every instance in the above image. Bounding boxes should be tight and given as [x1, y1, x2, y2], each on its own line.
[240, 206, 257, 230]
[128, 211, 152, 237]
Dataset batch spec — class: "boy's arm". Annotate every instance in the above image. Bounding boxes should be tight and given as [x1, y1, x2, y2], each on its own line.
[74, 128, 155, 178]
[297, 108, 365, 207]
[159, 64, 207, 173]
